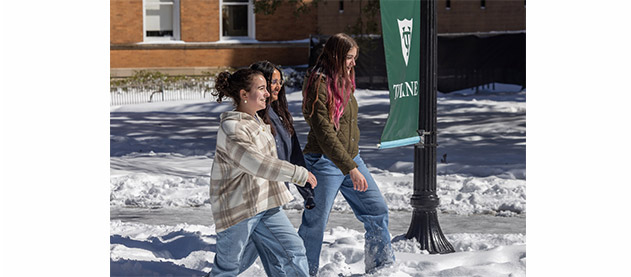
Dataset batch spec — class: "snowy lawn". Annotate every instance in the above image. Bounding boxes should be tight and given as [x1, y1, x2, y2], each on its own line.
[111, 221, 525, 277]
[109, 84, 526, 276]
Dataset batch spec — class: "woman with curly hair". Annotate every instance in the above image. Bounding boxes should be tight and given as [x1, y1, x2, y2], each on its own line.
[207, 68, 317, 276]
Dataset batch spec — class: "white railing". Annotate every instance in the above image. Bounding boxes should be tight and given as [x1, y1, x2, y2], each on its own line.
[110, 81, 216, 106]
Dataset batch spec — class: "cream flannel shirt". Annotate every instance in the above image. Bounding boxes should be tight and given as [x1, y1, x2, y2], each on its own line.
[210, 111, 309, 232]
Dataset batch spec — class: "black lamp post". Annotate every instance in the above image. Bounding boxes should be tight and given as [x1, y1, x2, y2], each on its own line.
[405, 0, 455, 254]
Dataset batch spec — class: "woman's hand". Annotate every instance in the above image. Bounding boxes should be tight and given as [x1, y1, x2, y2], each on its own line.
[349, 167, 367, 192]
[307, 171, 318, 189]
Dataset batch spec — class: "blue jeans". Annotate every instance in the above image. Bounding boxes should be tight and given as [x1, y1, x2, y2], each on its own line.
[210, 207, 309, 277]
[298, 153, 395, 275]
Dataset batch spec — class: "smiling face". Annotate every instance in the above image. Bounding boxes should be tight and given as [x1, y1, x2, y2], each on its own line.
[270, 69, 282, 102]
[345, 47, 358, 75]
[239, 74, 269, 116]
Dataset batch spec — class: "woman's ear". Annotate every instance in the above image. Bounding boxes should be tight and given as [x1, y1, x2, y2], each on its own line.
[240, 89, 248, 101]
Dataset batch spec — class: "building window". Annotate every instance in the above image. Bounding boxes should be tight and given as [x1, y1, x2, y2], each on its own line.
[339, 1, 344, 13]
[144, 0, 180, 41]
[446, 0, 451, 9]
[481, 0, 486, 9]
[221, 0, 255, 40]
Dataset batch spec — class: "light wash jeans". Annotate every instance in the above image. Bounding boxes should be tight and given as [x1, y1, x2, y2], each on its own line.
[209, 207, 309, 277]
[298, 153, 395, 275]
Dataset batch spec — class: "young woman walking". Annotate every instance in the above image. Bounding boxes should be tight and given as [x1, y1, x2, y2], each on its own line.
[251, 60, 316, 210]
[208, 68, 317, 277]
[298, 33, 395, 275]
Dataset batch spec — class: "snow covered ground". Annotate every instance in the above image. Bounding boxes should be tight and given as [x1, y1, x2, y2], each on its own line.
[109, 85, 526, 216]
[6, 5, 631, 276]
[110, 221, 525, 277]
[109, 83, 527, 276]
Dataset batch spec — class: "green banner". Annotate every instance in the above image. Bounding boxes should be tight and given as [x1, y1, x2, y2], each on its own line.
[378, 0, 421, 149]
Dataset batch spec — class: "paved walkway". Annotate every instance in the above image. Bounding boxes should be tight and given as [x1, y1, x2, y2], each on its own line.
[111, 207, 526, 235]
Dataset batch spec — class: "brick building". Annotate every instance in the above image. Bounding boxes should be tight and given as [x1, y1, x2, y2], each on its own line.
[110, 0, 525, 77]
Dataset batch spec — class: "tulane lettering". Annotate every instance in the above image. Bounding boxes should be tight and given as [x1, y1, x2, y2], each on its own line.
[392, 80, 419, 99]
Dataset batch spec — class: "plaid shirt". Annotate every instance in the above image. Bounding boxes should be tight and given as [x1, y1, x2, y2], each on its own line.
[210, 111, 308, 232]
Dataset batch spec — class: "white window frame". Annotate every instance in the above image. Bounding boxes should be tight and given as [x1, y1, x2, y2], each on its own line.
[219, 0, 256, 41]
[143, 0, 181, 42]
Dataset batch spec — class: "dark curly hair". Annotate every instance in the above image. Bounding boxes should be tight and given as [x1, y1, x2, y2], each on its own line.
[213, 69, 263, 106]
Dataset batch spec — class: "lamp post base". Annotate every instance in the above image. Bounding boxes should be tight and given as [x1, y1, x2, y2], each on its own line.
[405, 209, 455, 254]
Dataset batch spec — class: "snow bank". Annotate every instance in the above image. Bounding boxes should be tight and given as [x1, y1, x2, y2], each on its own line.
[110, 221, 526, 276]
[110, 161, 526, 216]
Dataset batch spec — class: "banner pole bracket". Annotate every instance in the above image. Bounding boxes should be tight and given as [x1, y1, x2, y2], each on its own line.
[415, 130, 426, 147]
[415, 129, 439, 148]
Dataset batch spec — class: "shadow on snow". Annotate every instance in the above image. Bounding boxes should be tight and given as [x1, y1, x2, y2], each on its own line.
[110, 229, 216, 276]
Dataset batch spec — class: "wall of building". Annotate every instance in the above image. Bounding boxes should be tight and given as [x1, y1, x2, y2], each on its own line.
[256, 0, 318, 41]
[111, 45, 309, 70]
[314, 0, 525, 36]
[109, 0, 525, 74]
[317, 0, 380, 35]
[181, 0, 220, 42]
[110, 0, 143, 44]
[110, 0, 314, 73]
[437, 0, 526, 33]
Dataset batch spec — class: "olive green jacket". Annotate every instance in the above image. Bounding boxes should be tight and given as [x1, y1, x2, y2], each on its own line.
[302, 72, 360, 175]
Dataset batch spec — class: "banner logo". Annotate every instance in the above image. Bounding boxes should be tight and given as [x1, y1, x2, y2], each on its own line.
[397, 18, 413, 66]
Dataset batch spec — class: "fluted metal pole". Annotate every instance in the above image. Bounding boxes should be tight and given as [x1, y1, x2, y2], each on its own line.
[405, 0, 455, 254]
